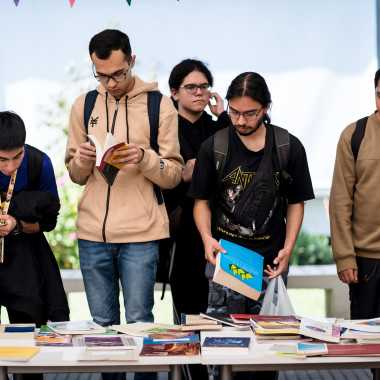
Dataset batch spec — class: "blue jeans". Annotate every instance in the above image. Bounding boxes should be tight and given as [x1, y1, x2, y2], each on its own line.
[78, 239, 159, 325]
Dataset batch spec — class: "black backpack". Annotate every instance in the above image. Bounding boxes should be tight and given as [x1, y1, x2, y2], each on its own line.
[213, 124, 292, 232]
[351, 116, 369, 162]
[83, 89, 164, 204]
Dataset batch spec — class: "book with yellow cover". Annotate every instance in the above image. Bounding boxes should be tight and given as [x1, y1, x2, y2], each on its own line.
[0, 347, 40, 361]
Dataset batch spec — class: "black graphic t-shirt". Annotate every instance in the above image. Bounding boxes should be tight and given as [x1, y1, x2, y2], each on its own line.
[188, 125, 315, 267]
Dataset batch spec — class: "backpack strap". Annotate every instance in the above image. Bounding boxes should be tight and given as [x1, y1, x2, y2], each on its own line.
[213, 127, 230, 190]
[351, 116, 369, 162]
[147, 91, 164, 204]
[273, 125, 292, 185]
[84, 90, 99, 135]
[26, 144, 44, 191]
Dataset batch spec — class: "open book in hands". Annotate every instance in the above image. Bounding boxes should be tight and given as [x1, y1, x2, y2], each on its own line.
[88, 133, 128, 186]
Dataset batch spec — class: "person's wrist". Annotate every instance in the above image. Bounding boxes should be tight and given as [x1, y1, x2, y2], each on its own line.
[11, 216, 23, 235]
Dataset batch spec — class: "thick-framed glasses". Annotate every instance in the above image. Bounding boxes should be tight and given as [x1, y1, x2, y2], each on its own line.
[93, 61, 132, 83]
[227, 105, 263, 121]
[179, 83, 211, 94]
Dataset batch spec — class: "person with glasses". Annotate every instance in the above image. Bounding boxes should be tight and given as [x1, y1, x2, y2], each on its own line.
[330, 68, 380, 349]
[188, 72, 314, 380]
[65, 29, 183, 380]
[160, 59, 228, 380]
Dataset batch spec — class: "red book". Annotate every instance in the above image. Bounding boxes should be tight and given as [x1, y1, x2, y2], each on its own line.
[326, 344, 380, 356]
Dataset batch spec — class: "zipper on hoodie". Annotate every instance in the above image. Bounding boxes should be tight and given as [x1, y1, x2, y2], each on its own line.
[102, 98, 120, 242]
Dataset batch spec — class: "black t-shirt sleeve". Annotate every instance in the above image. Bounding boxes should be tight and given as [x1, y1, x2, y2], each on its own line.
[285, 134, 315, 204]
[187, 136, 217, 200]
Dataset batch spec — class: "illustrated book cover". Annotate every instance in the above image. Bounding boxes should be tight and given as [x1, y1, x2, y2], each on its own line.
[264, 344, 305, 359]
[0, 347, 40, 362]
[200, 312, 249, 329]
[180, 314, 222, 331]
[299, 317, 340, 343]
[140, 342, 200, 356]
[297, 343, 328, 356]
[47, 320, 106, 335]
[88, 133, 128, 186]
[75, 335, 137, 350]
[250, 315, 300, 334]
[143, 333, 199, 345]
[213, 239, 263, 300]
[36, 332, 72, 347]
[202, 336, 250, 352]
[340, 318, 380, 333]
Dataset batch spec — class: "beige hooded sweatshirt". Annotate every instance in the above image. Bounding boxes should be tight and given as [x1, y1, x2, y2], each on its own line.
[65, 76, 184, 243]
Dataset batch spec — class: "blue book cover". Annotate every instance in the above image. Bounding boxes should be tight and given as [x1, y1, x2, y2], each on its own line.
[143, 333, 200, 345]
[213, 239, 263, 300]
[202, 336, 250, 351]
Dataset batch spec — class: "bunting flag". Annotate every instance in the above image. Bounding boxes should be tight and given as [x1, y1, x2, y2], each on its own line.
[69, 0, 75, 7]
[14, 0, 20, 6]
[126, 0, 132, 5]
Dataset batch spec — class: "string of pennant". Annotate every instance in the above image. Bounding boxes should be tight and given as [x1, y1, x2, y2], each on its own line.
[13, 0, 134, 6]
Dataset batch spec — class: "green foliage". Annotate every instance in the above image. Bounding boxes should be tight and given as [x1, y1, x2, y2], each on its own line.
[290, 230, 334, 265]
[45, 167, 83, 269]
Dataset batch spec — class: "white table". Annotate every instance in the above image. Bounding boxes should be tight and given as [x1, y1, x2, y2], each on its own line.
[201, 328, 380, 380]
[0, 344, 201, 380]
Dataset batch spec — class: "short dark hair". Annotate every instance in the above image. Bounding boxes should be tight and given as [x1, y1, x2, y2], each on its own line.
[375, 68, 380, 89]
[89, 29, 132, 61]
[226, 72, 272, 124]
[0, 111, 26, 150]
[169, 59, 213, 108]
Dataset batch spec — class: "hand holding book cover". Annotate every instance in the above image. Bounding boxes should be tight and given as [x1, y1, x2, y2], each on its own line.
[88, 133, 128, 186]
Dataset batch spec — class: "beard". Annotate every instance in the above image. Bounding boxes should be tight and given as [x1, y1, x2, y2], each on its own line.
[234, 114, 265, 136]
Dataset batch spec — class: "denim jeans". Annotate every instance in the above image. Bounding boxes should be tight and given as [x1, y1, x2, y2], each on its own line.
[78, 239, 159, 380]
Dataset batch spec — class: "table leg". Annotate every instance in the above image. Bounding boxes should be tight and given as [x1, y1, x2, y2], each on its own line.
[0, 367, 7, 380]
[374, 368, 380, 380]
[220, 364, 232, 380]
[170, 364, 182, 380]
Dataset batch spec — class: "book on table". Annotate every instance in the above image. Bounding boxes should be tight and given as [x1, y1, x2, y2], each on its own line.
[143, 333, 199, 345]
[36, 331, 72, 347]
[202, 336, 250, 352]
[299, 317, 340, 343]
[75, 335, 137, 350]
[213, 239, 263, 300]
[230, 314, 253, 325]
[77, 348, 139, 361]
[200, 312, 249, 329]
[140, 341, 200, 356]
[326, 343, 380, 356]
[180, 314, 222, 331]
[264, 344, 305, 359]
[250, 315, 300, 335]
[341, 328, 380, 340]
[297, 343, 328, 356]
[0, 324, 36, 347]
[0, 347, 40, 362]
[110, 323, 197, 338]
[340, 317, 380, 333]
[87, 133, 128, 186]
[47, 320, 106, 335]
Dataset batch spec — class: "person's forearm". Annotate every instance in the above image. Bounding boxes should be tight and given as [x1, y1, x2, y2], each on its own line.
[22, 221, 40, 234]
[193, 199, 212, 243]
[284, 202, 304, 253]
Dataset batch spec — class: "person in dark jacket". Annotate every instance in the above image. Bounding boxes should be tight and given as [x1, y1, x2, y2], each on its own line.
[0, 111, 69, 327]
[161, 59, 229, 380]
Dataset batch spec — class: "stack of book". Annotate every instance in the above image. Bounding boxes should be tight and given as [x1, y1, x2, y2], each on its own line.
[250, 315, 300, 339]
[180, 314, 222, 331]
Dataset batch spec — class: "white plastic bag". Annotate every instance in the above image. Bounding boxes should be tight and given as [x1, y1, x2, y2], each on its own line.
[259, 276, 295, 315]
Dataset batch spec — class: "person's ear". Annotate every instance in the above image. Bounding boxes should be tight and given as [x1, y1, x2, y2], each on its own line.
[130, 55, 136, 69]
[171, 88, 180, 101]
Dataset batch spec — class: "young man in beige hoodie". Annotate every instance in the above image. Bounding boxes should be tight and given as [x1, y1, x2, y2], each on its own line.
[330, 68, 380, 322]
[65, 30, 183, 379]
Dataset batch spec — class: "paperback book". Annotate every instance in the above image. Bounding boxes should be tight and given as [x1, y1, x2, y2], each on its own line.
[143, 333, 199, 345]
[36, 332, 72, 347]
[47, 320, 106, 335]
[0, 324, 36, 347]
[297, 343, 328, 356]
[180, 314, 222, 331]
[88, 133, 128, 186]
[326, 344, 380, 356]
[0, 347, 40, 362]
[264, 344, 305, 359]
[140, 342, 200, 356]
[213, 239, 263, 300]
[200, 312, 249, 329]
[77, 348, 139, 361]
[202, 336, 250, 352]
[75, 335, 137, 350]
[250, 315, 300, 335]
[299, 317, 340, 343]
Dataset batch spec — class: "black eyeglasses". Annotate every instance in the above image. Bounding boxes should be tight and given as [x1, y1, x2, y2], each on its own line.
[179, 83, 211, 94]
[93, 60, 132, 83]
[227, 105, 263, 121]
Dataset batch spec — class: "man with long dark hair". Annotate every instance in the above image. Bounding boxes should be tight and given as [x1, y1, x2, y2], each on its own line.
[188, 72, 314, 380]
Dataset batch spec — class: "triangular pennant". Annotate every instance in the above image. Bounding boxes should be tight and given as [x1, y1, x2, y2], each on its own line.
[126, 0, 132, 5]
[14, 0, 20, 6]
[69, 0, 75, 7]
